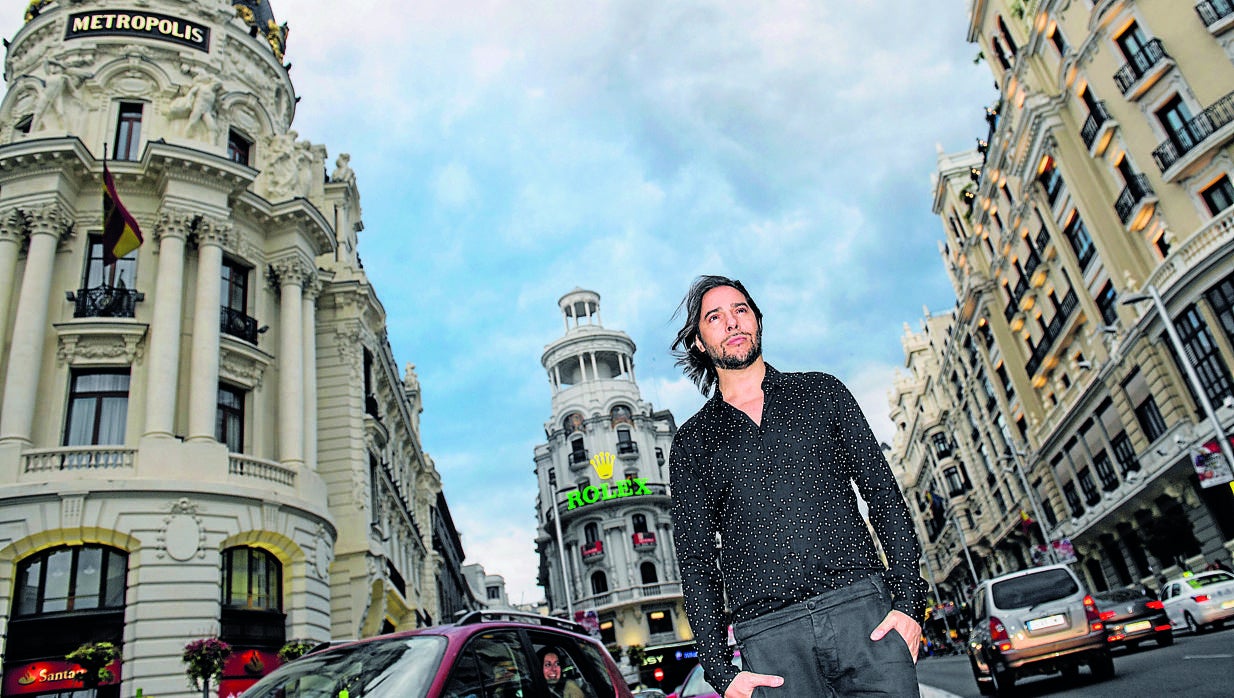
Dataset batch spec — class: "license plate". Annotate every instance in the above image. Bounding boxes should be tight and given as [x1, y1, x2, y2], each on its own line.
[1125, 620, 1151, 632]
[1222, 600, 1234, 609]
[1026, 614, 1066, 631]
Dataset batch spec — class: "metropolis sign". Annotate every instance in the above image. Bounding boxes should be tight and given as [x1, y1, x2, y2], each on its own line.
[65, 10, 210, 52]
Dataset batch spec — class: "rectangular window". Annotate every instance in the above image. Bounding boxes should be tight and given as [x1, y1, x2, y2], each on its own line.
[1096, 281, 1118, 326]
[1111, 431, 1140, 473]
[1078, 467, 1099, 505]
[222, 259, 249, 312]
[228, 129, 252, 165]
[1093, 450, 1118, 490]
[84, 234, 138, 289]
[1134, 396, 1167, 442]
[1171, 305, 1234, 407]
[1049, 24, 1068, 55]
[1062, 212, 1095, 270]
[1207, 270, 1234, 347]
[1156, 95, 1196, 150]
[114, 102, 143, 161]
[216, 383, 245, 452]
[64, 370, 130, 446]
[1063, 482, 1084, 517]
[1202, 176, 1234, 216]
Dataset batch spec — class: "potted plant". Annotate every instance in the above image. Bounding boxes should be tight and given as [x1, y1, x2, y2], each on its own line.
[182, 637, 232, 698]
[65, 641, 120, 688]
[277, 639, 316, 663]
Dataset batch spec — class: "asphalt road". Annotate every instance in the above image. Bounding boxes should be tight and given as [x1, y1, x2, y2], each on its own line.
[915, 625, 1234, 697]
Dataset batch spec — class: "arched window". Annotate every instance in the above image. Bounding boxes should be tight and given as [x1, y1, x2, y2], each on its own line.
[584, 523, 600, 544]
[641, 562, 658, 584]
[14, 545, 127, 616]
[222, 547, 282, 611]
[591, 571, 608, 595]
[632, 513, 648, 534]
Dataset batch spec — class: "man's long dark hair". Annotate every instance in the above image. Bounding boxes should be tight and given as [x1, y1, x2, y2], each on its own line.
[670, 275, 763, 396]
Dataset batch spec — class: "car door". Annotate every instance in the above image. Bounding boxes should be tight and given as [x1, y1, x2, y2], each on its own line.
[527, 630, 616, 697]
[441, 630, 534, 698]
[1161, 582, 1182, 627]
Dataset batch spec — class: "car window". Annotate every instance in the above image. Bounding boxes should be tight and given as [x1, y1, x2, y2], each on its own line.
[443, 630, 533, 698]
[1165, 583, 1178, 600]
[1187, 572, 1234, 588]
[1093, 589, 1142, 604]
[681, 665, 717, 697]
[242, 636, 445, 698]
[990, 569, 1078, 609]
[529, 631, 612, 698]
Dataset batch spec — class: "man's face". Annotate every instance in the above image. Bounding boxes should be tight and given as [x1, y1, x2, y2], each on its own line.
[694, 285, 761, 370]
[542, 652, 562, 682]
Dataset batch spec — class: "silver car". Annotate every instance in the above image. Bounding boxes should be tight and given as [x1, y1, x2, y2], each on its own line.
[967, 564, 1113, 696]
[1160, 570, 1234, 633]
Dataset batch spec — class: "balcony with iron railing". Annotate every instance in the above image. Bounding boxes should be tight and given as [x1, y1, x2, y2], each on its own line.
[1113, 39, 1172, 98]
[1114, 173, 1157, 228]
[632, 531, 657, 548]
[1080, 101, 1116, 154]
[1024, 289, 1078, 377]
[581, 540, 604, 560]
[68, 285, 144, 318]
[1152, 90, 1234, 179]
[572, 581, 683, 610]
[1197, 0, 1234, 32]
[220, 306, 260, 343]
[617, 440, 639, 458]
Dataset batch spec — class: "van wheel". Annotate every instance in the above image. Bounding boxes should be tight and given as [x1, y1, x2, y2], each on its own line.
[971, 657, 995, 696]
[990, 665, 1016, 696]
[1185, 612, 1202, 634]
[1090, 651, 1115, 681]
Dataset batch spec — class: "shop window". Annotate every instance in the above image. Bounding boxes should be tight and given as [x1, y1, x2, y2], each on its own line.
[14, 545, 127, 616]
[222, 547, 282, 611]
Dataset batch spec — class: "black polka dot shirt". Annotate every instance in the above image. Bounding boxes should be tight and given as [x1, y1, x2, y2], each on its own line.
[669, 365, 928, 690]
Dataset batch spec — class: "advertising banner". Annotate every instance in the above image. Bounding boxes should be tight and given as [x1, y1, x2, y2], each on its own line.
[1194, 438, 1234, 488]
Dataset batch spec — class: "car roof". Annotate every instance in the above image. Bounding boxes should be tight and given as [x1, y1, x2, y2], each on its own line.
[1166, 571, 1234, 584]
[308, 610, 597, 655]
[982, 563, 1075, 586]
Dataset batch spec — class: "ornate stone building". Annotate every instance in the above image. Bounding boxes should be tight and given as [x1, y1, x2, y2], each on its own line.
[533, 289, 689, 685]
[0, 2, 459, 696]
[889, 0, 1234, 621]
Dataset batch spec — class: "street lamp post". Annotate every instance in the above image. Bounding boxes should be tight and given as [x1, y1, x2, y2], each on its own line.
[1001, 449, 1057, 565]
[548, 469, 574, 617]
[1122, 284, 1234, 483]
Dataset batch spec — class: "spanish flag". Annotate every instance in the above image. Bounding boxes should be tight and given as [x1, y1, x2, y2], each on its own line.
[101, 161, 143, 266]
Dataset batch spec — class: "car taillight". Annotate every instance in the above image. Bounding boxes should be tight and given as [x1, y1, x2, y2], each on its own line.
[1193, 594, 1210, 603]
[989, 615, 1011, 650]
[1146, 600, 1164, 610]
[1099, 610, 1116, 621]
[1083, 595, 1104, 632]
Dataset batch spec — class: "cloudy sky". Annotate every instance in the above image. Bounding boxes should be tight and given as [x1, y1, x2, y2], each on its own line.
[4, 1, 995, 606]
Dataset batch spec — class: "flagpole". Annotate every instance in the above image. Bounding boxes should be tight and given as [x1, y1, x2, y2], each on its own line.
[103, 143, 119, 288]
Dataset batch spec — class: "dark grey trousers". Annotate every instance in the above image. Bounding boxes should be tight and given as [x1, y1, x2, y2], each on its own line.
[732, 575, 921, 697]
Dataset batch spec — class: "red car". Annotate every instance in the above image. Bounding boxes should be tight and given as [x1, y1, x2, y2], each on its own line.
[242, 610, 633, 698]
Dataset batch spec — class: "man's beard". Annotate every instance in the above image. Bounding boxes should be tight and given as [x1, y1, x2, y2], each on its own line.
[707, 328, 762, 370]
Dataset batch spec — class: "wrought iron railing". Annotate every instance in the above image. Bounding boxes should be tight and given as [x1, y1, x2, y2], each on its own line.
[1197, 0, 1234, 27]
[1115, 174, 1155, 224]
[1113, 39, 1168, 94]
[71, 285, 143, 318]
[1080, 101, 1112, 150]
[220, 306, 259, 343]
[1152, 90, 1234, 172]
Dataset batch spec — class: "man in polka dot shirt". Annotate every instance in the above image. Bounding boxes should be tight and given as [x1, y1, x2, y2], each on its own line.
[669, 275, 928, 697]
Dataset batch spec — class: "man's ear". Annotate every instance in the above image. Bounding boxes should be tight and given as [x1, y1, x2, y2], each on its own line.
[693, 335, 704, 353]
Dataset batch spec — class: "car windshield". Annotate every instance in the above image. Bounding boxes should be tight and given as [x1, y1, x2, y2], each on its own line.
[242, 636, 446, 698]
[991, 569, 1078, 609]
[1093, 589, 1142, 604]
[1186, 572, 1234, 588]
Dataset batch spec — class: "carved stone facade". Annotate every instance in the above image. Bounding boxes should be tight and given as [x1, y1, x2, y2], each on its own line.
[889, 0, 1234, 633]
[0, 2, 459, 697]
[533, 289, 686, 682]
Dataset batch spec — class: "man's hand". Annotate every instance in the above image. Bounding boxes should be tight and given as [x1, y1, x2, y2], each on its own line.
[724, 670, 784, 698]
[870, 609, 922, 662]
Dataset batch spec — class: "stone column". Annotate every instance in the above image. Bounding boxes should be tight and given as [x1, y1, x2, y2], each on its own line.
[302, 278, 321, 469]
[272, 256, 311, 467]
[0, 209, 27, 363]
[186, 218, 233, 442]
[143, 211, 195, 438]
[0, 205, 70, 444]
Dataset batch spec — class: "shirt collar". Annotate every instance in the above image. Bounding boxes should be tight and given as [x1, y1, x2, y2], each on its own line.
[707, 363, 781, 411]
